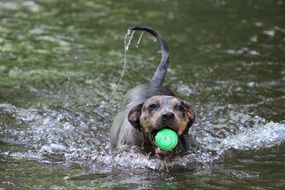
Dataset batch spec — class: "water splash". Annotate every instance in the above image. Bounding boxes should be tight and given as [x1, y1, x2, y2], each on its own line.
[112, 29, 135, 93]
[112, 30, 146, 93]
[1, 103, 285, 171]
[221, 121, 285, 150]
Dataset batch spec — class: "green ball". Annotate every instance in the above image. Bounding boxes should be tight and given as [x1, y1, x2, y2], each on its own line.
[155, 128, 178, 151]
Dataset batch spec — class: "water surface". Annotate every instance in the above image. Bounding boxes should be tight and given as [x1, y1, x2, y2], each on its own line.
[0, 0, 285, 189]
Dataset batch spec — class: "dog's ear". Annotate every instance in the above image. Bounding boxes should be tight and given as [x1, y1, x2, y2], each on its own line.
[128, 103, 143, 131]
[182, 101, 196, 131]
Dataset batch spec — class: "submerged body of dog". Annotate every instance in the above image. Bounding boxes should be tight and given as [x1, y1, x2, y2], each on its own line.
[110, 26, 195, 159]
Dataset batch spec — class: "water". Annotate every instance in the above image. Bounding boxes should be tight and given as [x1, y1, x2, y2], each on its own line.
[112, 29, 135, 92]
[1, 0, 285, 189]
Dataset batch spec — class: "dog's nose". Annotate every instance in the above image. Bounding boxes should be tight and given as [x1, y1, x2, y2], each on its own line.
[162, 112, 174, 120]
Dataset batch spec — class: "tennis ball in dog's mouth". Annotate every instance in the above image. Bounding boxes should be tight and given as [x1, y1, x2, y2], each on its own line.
[154, 128, 178, 151]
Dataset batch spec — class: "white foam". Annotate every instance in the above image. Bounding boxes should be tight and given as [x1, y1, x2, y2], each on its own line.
[1, 103, 284, 171]
[222, 121, 285, 150]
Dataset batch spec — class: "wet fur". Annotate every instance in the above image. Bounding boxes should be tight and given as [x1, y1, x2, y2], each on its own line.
[110, 26, 195, 157]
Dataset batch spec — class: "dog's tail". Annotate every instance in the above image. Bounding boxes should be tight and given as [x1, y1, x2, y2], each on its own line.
[128, 26, 169, 88]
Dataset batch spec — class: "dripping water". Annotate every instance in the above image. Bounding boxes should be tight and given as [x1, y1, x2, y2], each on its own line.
[112, 29, 135, 93]
[136, 31, 144, 47]
[112, 30, 147, 95]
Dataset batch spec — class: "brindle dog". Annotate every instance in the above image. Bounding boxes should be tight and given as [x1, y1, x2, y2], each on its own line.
[110, 26, 195, 159]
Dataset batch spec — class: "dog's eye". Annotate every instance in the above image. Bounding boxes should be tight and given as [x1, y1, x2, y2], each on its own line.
[175, 105, 185, 112]
[148, 104, 158, 110]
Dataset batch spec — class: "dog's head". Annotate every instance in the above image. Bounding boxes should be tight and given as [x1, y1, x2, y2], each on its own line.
[128, 95, 195, 151]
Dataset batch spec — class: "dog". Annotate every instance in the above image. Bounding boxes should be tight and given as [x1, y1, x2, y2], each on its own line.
[110, 26, 196, 159]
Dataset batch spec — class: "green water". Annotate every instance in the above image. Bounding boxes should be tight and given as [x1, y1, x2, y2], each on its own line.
[1, 0, 284, 189]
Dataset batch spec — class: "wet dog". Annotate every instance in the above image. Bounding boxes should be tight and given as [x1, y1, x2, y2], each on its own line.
[110, 26, 195, 159]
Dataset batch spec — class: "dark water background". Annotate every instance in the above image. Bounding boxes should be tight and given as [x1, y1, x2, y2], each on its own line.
[0, 0, 284, 189]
